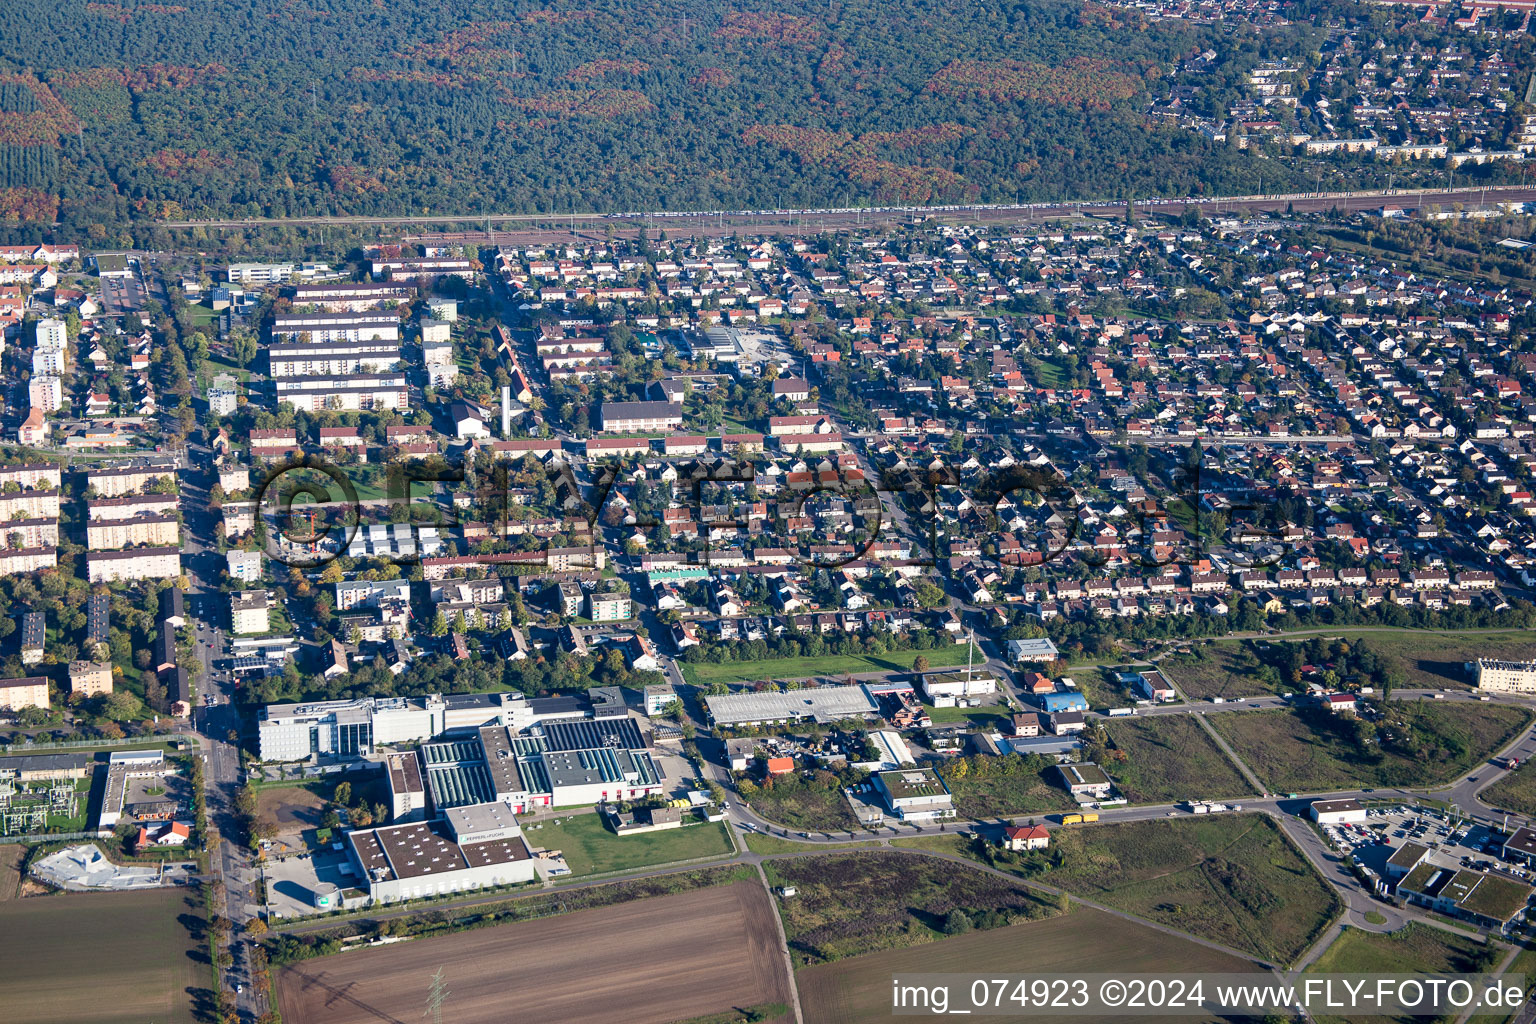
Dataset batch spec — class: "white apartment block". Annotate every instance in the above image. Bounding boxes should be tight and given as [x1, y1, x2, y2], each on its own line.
[0, 465, 61, 490]
[273, 374, 408, 413]
[1476, 659, 1536, 695]
[88, 493, 178, 521]
[0, 517, 58, 549]
[230, 590, 272, 635]
[266, 342, 400, 378]
[0, 489, 61, 520]
[86, 546, 181, 583]
[0, 546, 56, 575]
[270, 310, 401, 342]
[87, 465, 176, 497]
[87, 515, 180, 550]
[227, 549, 263, 583]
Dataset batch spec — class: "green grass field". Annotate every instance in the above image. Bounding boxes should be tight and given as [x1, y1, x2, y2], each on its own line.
[1017, 815, 1340, 965]
[921, 704, 1013, 727]
[1175, 630, 1536, 696]
[764, 850, 1061, 966]
[796, 905, 1256, 1024]
[1479, 767, 1536, 817]
[744, 832, 870, 854]
[1159, 644, 1279, 699]
[1208, 702, 1532, 793]
[1103, 715, 1257, 804]
[523, 813, 733, 875]
[0, 887, 205, 1024]
[680, 645, 975, 685]
[1072, 666, 1145, 709]
[1306, 924, 1497, 1024]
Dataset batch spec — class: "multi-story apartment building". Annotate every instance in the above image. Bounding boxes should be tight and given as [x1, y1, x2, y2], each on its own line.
[27, 375, 61, 413]
[230, 590, 272, 635]
[0, 547, 56, 576]
[0, 517, 58, 549]
[270, 310, 402, 342]
[0, 676, 49, 711]
[68, 660, 113, 698]
[0, 488, 61, 520]
[86, 546, 181, 583]
[87, 493, 178, 522]
[266, 341, 400, 378]
[272, 373, 409, 413]
[288, 281, 413, 311]
[1476, 659, 1536, 695]
[0, 464, 61, 490]
[86, 463, 176, 497]
[87, 514, 180, 550]
[599, 400, 684, 434]
[226, 549, 263, 583]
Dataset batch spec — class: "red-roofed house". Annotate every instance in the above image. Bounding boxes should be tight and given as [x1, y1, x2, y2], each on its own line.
[1002, 824, 1050, 852]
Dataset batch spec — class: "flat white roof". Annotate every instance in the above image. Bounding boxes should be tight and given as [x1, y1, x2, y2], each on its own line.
[704, 685, 878, 725]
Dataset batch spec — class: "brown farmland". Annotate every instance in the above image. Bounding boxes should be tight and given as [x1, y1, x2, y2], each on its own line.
[277, 881, 792, 1024]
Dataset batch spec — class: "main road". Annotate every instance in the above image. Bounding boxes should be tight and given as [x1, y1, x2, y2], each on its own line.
[182, 438, 271, 1024]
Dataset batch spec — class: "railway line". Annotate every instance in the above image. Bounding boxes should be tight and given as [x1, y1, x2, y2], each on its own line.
[152, 184, 1536, 245]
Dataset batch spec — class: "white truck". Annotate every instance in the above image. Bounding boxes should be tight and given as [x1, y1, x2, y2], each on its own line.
[1107, 707, 1135, 717]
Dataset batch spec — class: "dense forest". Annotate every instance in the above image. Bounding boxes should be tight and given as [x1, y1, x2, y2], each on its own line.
[0, 0, 1503, 238]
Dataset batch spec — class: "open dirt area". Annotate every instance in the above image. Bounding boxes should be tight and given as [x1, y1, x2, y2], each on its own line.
[257, 784, 328, 835]
[277, 880, 792, 1024]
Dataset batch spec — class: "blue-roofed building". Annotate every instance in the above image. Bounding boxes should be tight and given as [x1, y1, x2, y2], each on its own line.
[1038, 691, 1089, 714]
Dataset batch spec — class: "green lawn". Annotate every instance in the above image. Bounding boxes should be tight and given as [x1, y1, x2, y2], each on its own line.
[1479, 767, 1536, 817]
[521, 812, 732, 875]
[1024, 814, 1341, 966]
[1073, 666, 1145, 709]
[1159, 645, 1280, 699]
[1208, 702, 1533, 793]
[921, 704, 1012, 727]
[681, 645, 975, 685]
[744, 832, 870, 854]
[1306, 924, 1498, 1024]
[1103, 714, 1256, 804]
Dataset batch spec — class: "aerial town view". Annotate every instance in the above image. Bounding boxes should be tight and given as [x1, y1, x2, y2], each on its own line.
[3, 1, 1536, 1023]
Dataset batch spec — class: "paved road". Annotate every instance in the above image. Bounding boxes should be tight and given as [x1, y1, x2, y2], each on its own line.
[182, 442, 269, 1024]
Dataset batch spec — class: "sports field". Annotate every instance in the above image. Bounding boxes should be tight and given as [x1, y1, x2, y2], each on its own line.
[797, 905, 1256, 1024]
[277, 881, 792, 1024]
[0, 887, 205, 1024]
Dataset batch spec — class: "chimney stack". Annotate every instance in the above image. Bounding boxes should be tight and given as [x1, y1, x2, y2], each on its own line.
[501, 385, 513, 436]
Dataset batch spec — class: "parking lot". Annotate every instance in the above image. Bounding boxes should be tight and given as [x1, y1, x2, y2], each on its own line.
[263, 846, 360, 919]
[1324, 804, 1534, 882]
